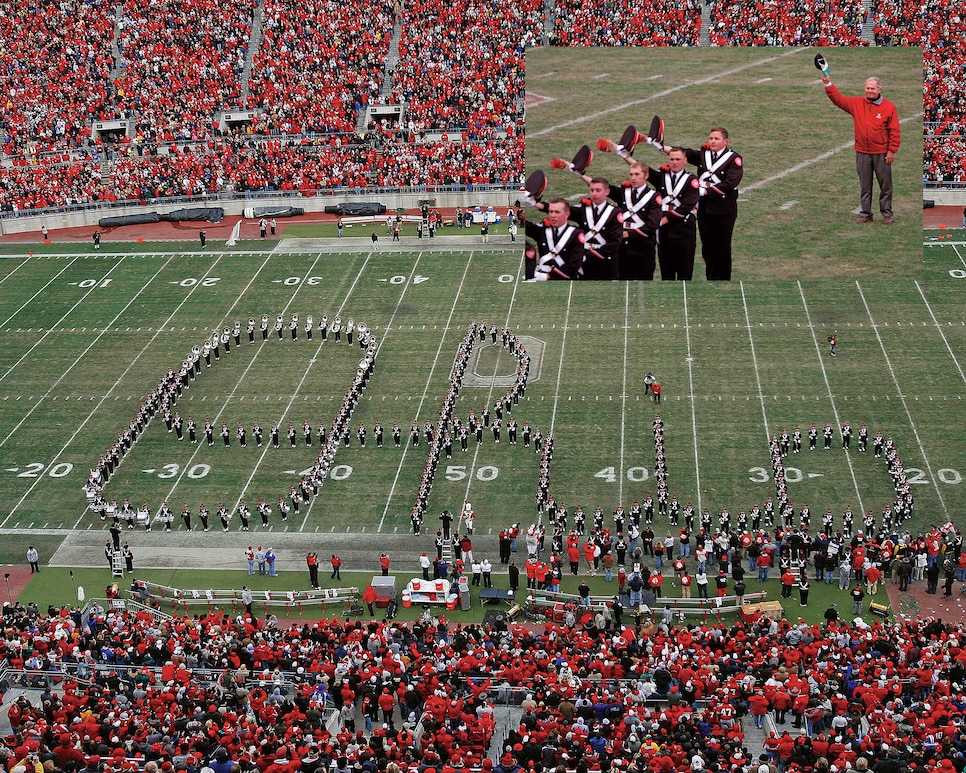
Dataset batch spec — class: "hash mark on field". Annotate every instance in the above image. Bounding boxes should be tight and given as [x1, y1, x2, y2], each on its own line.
[779, 201, 798, 211]
[743, 112, 922, 193]
[856, 281, 946, 515]
[797, 282, 865, 513]
[682, 284, 701, 513]
[528, 49, 807, 138]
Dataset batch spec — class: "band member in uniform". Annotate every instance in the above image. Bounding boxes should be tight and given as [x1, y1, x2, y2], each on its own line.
[218, 503, 231, 531]
[270, 422, 280, 448]
[568, 177, 623, 279]
[524, 198, 584, 281]
[667, 128, 743, 280]
[198, 503, 210, 532]
[221, 423, 230, 447]
[590, 160, 663, 280]
[253, 422, 263, 447]
[237, 502, 251, 531]
[649, 148, 700, 281]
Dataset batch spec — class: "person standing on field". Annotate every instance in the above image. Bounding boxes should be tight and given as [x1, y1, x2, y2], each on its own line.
[821, 74, 900, 224]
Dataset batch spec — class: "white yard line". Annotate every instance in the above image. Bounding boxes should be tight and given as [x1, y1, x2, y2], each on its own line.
[796, 282, 866, 513]
[288, 256, 380, 531]
[0, 257, 166, 448]
[739, 282, 771, 440]
[528, 49, 808, 139]
[0, 256, 33, 287]
[157, 253, 330, 515]
[618, 284, 630, 506]
[682, 283, 702, 514]
[2, 254, 223, 527]
[855, 281, 947, 515]
[64, 252, 275, 529]
[0, 256, 98, 382]
[547, 282, 575, 438]
[742, 114, 922, 194]
[915, 281, 966, 385]
[952, 244, 966, 270]
[376, 252, 477, 532]
[461, 260, 526, 505]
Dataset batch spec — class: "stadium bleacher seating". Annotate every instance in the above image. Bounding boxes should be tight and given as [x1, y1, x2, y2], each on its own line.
[0, 2, 957, 212]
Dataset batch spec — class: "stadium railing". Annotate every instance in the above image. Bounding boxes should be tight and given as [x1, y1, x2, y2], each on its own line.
[127, 580, 360, 615]
[0, 183, 521, 222]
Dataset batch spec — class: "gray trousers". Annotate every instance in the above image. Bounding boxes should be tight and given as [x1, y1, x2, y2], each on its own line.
[856, 151, 893, 217]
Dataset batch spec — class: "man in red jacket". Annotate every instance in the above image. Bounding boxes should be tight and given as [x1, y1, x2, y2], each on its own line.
[822, 72, 900, 224]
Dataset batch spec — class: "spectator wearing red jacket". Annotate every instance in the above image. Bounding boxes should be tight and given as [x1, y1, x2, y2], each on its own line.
[822, 73, 901, 224]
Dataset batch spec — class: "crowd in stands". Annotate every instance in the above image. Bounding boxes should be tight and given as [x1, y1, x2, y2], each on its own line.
[918, 0, 965, 184]
[0, 156, 105, 211]
[0, 0, 115, 155]
[391, 0, 531, 138]
[705, 0, 869, 45]
[248, 0, 396, 135]
[0, 134, 525, 212]
[548, 0, 702, 46]
[2, 578, 966, 773]
[869, 0, 929, 45]
[0, 0, 962, 211]
[113, 0, 256, 140]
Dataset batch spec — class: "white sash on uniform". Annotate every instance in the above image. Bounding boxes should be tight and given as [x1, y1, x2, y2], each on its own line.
[622, 187, 657, 230]
[582, 202, 616, 250]
[662, 172, 694, 212]
[537, 224, 580, 276]
[700, 149, 735, 191]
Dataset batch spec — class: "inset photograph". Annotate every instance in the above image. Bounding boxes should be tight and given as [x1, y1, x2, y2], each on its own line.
[524, 46, 923, 280]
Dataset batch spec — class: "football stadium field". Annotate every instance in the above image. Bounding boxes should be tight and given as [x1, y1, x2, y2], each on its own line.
[0, 240, 963, 568]
[525, 46, 924, 279]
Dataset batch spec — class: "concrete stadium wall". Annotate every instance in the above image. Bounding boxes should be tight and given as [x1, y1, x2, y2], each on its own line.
[925, 190, 966, 207]
[0, 190, 525, 235]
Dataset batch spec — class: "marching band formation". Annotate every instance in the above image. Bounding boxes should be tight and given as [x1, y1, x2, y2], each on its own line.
[83, 313, 377, 532]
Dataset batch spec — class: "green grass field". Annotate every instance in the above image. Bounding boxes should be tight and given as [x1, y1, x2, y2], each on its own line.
[925, 232, 966, 279]
[525, 46, 924, 278]
[0, 243, 963, 559]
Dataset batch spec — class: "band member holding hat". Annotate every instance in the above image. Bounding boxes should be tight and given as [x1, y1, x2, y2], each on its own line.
[523, 198, 584, 281]
[647, 148, 700, 281]
[568, 177, 623, 279]
[582, 163, 662, 280]
[665, 127, 743, 280]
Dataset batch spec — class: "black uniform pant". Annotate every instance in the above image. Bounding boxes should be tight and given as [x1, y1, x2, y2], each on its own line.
[658, 232, 696, 281]
[619, 236, 656, 280]
[583, 251, 619, 280]
[698, 210, 737, 280]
